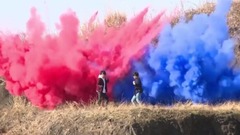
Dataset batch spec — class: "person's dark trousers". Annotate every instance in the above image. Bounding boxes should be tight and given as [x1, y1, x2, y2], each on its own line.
[97, 91, 109, 105]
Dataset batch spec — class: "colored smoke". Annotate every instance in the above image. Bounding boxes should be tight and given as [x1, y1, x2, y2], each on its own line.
[0, 8, 166, 108]
[114, 0, 240, 104]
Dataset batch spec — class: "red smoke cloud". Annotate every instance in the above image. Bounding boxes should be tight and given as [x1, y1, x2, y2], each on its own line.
[0, 7, 167, 109]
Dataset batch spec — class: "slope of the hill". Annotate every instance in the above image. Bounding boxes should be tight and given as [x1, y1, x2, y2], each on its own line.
[0, 78, 12, 109]
[0, 99, 240, 135]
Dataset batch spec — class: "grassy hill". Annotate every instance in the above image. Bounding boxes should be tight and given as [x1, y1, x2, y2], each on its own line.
[1, 98, 240, 135]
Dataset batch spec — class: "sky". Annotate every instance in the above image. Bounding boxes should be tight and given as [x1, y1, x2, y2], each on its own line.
[0, 0, 207, 33]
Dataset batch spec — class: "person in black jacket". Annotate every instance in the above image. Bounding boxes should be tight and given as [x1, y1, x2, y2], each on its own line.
[131, 72, 143, 105]
[97, 70, 109, 106]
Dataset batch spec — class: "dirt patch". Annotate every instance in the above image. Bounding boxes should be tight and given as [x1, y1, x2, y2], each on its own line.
[129, 111, 240, 135]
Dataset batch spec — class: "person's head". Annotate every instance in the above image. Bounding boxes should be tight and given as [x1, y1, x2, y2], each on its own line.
[100, 70, 106, 78]
[133, 72, 139, 79]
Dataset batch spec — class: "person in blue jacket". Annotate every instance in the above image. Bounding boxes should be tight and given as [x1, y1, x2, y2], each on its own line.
[131, 72, 143, 105]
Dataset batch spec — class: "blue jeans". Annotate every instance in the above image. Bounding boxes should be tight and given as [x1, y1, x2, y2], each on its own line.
[131, 92, 141, 105]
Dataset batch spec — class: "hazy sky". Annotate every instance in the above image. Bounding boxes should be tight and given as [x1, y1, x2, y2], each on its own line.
[0, 0, 207, 32]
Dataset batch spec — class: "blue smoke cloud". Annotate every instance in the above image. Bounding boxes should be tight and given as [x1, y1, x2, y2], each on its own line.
[113, 0, 240, 104]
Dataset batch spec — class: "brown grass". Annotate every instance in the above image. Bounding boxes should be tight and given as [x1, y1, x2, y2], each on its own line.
[104, 11, 127, 27]
[79, 11, 127, 42]
[172, 0, 240, 36]
[1, 97, 240, 135]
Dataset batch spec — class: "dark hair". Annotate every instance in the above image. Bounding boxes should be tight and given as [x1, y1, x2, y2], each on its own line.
[133, 72, 139, 77]
[100, 70, 106, 75]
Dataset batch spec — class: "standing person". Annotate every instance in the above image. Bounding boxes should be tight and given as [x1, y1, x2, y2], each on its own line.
[131, 72, 143, 105]
[97, 70, 109, 106]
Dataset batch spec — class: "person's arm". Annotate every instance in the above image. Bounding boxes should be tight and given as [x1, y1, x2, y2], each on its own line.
[97, 78, 103, 92]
